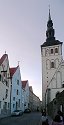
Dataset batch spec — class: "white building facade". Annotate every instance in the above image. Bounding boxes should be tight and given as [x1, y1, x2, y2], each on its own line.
[41, 9, 63, 107]
[22, 88, 25, 112]
[0, 54, 11, 116]
[10, 66, 22, 113]
[46, 60, 64, 105]
[22, 80, 29, 110]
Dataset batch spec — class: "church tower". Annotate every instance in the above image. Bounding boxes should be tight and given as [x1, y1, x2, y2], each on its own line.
[41, 8, 63, 107]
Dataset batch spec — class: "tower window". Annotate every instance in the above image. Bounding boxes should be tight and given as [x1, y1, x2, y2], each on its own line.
[55, 48, 58, 53]
[51, 62, 54, 68]
[51, 49, 53, 54]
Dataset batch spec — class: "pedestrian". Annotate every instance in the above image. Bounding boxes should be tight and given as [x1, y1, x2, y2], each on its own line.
[52, 114, 64, 125]
[39, 111, 49, 125]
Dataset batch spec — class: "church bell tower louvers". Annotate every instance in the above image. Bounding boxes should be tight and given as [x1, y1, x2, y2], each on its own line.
[41, 8, 63, 107]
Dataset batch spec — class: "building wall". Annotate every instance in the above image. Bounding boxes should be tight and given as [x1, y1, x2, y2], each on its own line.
[11, 66, 22, 113]
[29, 87, 33, 111]
[22, 88, 25, 112]
[32, 93, 40, 111]
[24, 82, 29, 110]
[46, 61, 64, 104]
[41, 44, 62, 107]
[47, 90, 64, 119]
[0, 55, 11, 115]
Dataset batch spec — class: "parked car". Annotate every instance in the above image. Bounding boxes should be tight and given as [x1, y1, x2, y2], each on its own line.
[24, 108, 31, 113]
[11, 110, 23, 116]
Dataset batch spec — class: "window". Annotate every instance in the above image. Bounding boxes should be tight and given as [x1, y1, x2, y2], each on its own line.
[51, 62, 54, 68]
[5, 89, 8, 98]
[55, 48, 58, 53]
[4, 102, 7, 109]
[17, 80, 19, 85]
[13, 104, 15, 108]
[4, 72, 7, 79]
[51, 49, 53, 54]
[17, 90, 19, 95]
[0, 74, 1, 81]
[13, 97, 15, 101]
[6, 81, 9, 87]
[8, 103, 10, 108]
[0, 101, 1, 108]
[19, 99, 20, 107]
[62, 84, 64, 88]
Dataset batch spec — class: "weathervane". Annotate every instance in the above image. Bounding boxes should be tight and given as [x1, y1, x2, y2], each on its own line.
[5, 50, 6, 54]
[18, 61, 20, 66]
[49, 4, 51, 20]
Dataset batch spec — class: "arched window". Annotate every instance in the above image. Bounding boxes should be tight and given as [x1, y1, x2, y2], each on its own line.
[51, 49, 53, 54]
[51, 62, 54, 68]
[55, 48, 58, 53]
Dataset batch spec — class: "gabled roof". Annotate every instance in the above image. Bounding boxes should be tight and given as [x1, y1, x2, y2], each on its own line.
[0, 54, 8, 65]
[22, 80, 28, 89]
[10, 66, 19, 77]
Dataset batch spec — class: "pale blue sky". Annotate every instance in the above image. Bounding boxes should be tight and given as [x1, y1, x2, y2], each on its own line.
[0, 0, 64, 100]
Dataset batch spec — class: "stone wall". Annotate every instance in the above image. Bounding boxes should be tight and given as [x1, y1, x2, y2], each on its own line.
[47, 90, 64, 119]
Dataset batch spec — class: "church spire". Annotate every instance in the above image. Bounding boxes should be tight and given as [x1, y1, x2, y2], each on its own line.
[49, 5, 51, 20]
[46, 7, 55, 42]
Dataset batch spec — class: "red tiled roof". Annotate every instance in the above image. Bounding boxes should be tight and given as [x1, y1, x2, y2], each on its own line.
[22, 80, 28, 89]
[0, 54, 8, 65]
[10, 66, 18, 77]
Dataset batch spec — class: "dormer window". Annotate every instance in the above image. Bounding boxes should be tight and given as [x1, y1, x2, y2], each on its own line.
[51, 49, 53, 54]
[55, 48, 58, 53]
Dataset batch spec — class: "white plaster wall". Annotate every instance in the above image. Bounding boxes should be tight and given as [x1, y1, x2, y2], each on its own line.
[41, 44, 63, 107]
[47, 61, 64, 103]
[22, 89, 25, 111]
[0, 56, 11, 114]
[11, 66, 22, 113]
[24, 82, 29, 110]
